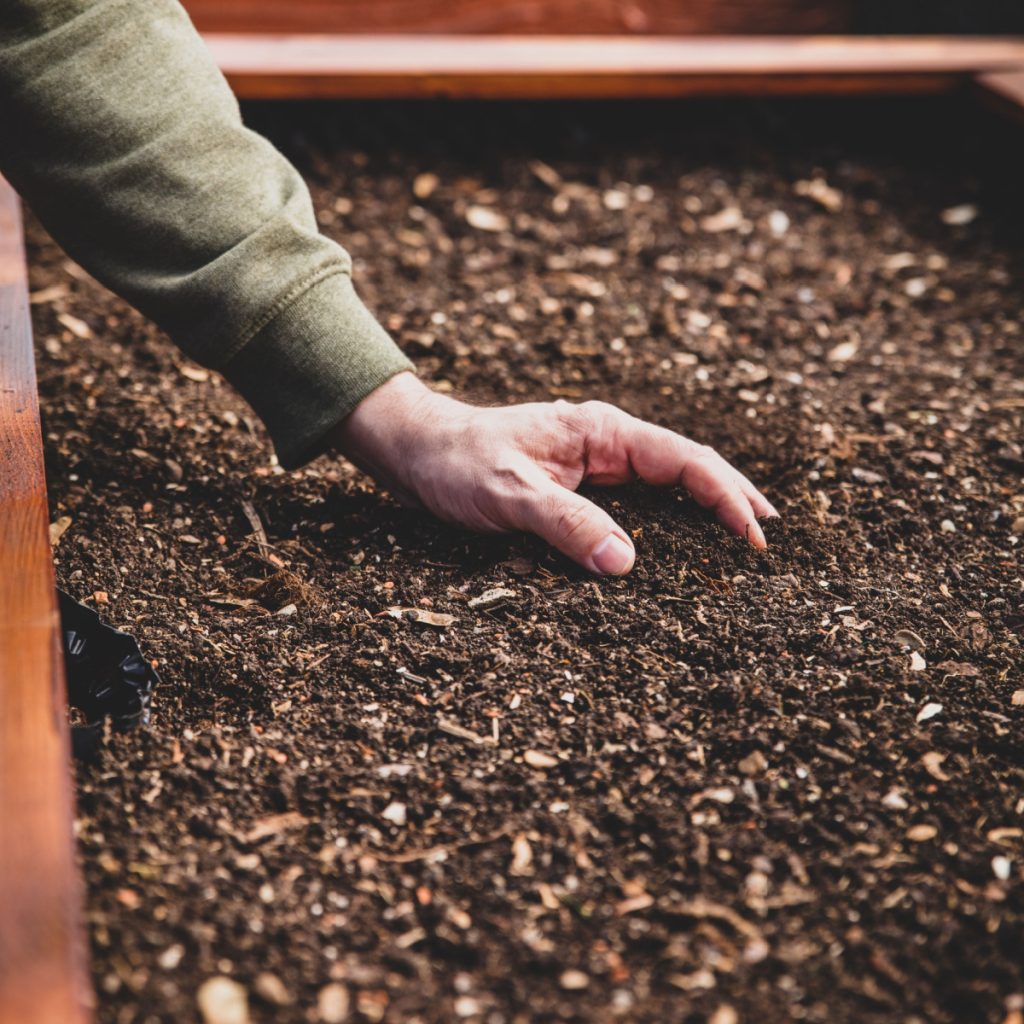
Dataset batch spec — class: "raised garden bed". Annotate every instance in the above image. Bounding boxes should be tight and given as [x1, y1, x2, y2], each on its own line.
[31, 97, 1024, 1023]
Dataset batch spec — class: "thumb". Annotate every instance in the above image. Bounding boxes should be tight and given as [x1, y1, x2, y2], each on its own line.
[519, 479, 636, 575]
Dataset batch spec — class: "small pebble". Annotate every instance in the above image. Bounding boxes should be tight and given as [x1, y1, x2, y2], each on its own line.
[254, 973, 291, 1006]
[940, 203, 978, 225]
[560, 969, 590, 990]
[197, 976, 249, 1024]
[317, 983, 350, 1023]
[381, 801, 407, 826]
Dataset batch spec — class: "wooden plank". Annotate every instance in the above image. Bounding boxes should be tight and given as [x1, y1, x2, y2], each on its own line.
[202, 34, 1024, 100]
[184, 0, 851, 36]
[975, 67, 1024, 123]
[0, 179, 91, 1024]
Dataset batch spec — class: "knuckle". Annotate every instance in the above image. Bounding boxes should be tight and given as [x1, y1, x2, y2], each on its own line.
[552, 499, 593, 545]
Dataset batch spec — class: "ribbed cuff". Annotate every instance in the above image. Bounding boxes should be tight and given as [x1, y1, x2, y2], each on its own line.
[222, 270, 414, 469]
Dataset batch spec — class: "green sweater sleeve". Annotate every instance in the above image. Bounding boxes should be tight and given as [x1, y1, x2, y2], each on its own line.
[0, 0, 414, 468]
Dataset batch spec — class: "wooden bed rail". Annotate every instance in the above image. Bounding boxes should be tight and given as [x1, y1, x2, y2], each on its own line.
[200, 34, 1024, 100]
[0, 178, 91, 1024]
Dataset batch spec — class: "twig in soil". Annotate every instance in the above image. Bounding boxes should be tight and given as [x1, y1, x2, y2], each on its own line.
[371, 827, 514, 864]
[240, 499, 270, 553]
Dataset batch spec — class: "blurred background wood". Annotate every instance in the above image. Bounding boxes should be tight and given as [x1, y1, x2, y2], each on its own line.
[201, 34, 1024, 99]
[0, 178, 91, 1024]
[185, 0, 851, 35]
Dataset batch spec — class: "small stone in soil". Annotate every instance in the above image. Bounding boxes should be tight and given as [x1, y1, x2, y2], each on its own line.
[197, 976, 249, 1024]
[317, 983, 350, 1024]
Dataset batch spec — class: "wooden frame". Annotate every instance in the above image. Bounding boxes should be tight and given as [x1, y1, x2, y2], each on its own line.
[201, 35, 1024, 100]
[0, 178, 91, 1024]
[4, 22, 1024, 1024]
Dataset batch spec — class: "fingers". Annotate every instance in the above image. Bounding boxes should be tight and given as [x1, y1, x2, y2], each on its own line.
[514, 473, 635, 575]
[576, 402, 776, 549]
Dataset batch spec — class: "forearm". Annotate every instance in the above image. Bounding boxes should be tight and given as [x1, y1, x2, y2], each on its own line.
[0, 0, 412, 466]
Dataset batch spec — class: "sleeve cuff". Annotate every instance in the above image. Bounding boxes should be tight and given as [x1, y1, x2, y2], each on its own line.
[222, 269, 414, 469]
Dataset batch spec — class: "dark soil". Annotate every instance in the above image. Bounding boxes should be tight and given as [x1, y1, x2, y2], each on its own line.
[30, 97, 1024, 1024]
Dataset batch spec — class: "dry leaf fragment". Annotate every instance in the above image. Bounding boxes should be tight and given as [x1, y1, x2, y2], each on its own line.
[386, 606, 456, 628]
[523, 749, 559, 770]
[468, 587, 516, 609]
[49, 515, 72, 547]
[466, 205, 509, 232]
[906, 824, 938, 842]
[894, 629, 925, 649]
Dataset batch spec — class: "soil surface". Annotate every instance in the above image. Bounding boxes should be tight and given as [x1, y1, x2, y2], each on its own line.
[30, 98, 1024, 1024]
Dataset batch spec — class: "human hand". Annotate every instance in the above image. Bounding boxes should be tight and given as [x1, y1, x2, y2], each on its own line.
[329, 372, 777, 575]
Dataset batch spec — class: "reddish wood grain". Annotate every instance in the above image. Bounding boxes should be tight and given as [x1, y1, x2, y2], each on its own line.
[184, 0, 851, 36]
[975, 67, 1024, 123]
[0, 178, 91, 1024]
[200, 34, 1024, 99]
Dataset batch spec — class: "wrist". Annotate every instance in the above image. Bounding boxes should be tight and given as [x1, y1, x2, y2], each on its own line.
[327, 371, 449, 492]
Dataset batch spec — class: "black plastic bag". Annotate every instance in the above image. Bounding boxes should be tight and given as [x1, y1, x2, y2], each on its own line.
[59, 590, 158, 757]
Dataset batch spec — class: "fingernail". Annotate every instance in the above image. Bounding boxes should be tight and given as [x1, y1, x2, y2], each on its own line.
[748, 520, 768, 551]
[591, 533, 634, 575]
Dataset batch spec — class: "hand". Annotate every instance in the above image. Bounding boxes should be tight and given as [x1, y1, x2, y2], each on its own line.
[329, 372, 777, 575]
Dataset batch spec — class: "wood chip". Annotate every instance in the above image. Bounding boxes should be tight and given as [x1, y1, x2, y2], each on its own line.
[523, 749, 559, 770]
[57, 312, 92, 339]
[509, 834, 533, 876]
[48, 515, 72, 547]
[386, 606, 456, 628]
[794, 177, 843, 212]
[700, 206, 745, 233]
[437, 717, 487, 744]
[466, 205, 509, 232]
[559, 969, 589, 990]
[244, 811, 308, 843]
